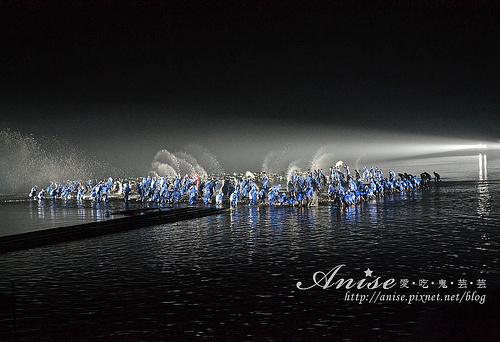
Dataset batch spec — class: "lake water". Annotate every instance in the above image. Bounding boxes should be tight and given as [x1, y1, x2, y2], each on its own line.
[0, 153, 499, 341]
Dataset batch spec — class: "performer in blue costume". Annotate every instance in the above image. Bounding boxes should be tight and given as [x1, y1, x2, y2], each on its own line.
[29, 185, 37, 199]
[305, 186, 314, 206]
[173, 176, 181, 191]
[267, 186, 278, 205]
[258, 188, 266, 204]
[215, 189, 224, 205]
[101, 184, 109, 202]
[189, 185, 197, 205]
[203, 183, 212, 204]
[433, 172, 441, 182]
[122, 182, 131, 202]
[296, 191, 304, 206]
[37, 189, 46, 200]
[248, 185, 257, 205]
[50, 186, 58, 200]
[172, 190, 180, 204]
[77, 186, 85, 202]
[278, 192, 286, 205]
[261, 173, 269, 190]
[230, 188, 239, 207]
[241, 184, 248, 199]
[328, 184, 336, 200]
[61, 186, 71, 200]
[389, 170, 396, 181]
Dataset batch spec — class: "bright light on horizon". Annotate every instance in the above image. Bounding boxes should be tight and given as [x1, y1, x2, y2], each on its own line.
[449, 144, 487, 151]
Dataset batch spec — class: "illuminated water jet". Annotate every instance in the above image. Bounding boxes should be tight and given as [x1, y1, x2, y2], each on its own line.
[0, 129, 118, 193]
[262, 149, 289, 174]
[184, 144, 224, 175]
[150, 146, 223, 178]
[286, 160, 303, 183]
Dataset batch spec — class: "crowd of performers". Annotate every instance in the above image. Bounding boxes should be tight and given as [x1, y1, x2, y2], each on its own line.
[28, 165, 442, 208]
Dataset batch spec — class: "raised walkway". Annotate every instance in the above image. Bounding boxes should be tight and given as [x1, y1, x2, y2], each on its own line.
[0, 207, 228, 254]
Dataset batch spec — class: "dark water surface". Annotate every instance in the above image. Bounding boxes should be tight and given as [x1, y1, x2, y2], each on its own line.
[0, 158, 499, 341]
[0, 194, 156, 237]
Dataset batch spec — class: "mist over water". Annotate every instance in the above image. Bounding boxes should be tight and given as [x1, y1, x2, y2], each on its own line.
[0, 129, 119, 193]
[2, 125, 498, 193]
[262, 148, 291, 174]
[256, 127, 500, 178]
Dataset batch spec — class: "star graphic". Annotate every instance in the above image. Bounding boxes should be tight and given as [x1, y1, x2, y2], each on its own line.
[364, 268, 373, 277]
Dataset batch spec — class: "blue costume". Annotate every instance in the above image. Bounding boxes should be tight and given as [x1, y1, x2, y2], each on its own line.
[258, 188, 266, 204]
[61, 186, 71, 200]
[296, 191, 304, 204]
[189, 185, 197, 205]
[216, 189, 223, 205]
[77, 187, 85, 202]
[248, 186, 257, 205]
[268, 187, 277, 205]
[122, 183, 131, 202]
[29, 186, 37, 199]
[278, 192, 286, 205]
[389, 170, 396, 181]
[305, 187, 314, 205]
[101, 185, 109, 202]
[261, 175, 269, 190]
[230, 189, 238, 207]
[172, 190, 180, 204]
[328, 184, 335, 198]
[49, 186, 57, 199]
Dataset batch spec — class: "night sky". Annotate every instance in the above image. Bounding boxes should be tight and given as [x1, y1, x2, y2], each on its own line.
[1, 1, 498, 174]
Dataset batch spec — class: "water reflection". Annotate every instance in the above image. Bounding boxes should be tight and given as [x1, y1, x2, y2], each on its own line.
[329, 205, 341, 226]
[37, 199, 45, 219]
[342, 204, 362, 224]
[479, 153, 487, 180]
[296, 207, 315, 229]
[249, 206, 259, 228]
[229, 207, 239, 228]
[477, 153, 490, 218]
[477, 185, 490, 218]
[31, 199, 116, 224]
[1, 179, 499, 341]
[77, 201, 86, 220]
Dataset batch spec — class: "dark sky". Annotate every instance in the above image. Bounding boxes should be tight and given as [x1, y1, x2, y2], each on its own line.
[1, 1, 498, 174]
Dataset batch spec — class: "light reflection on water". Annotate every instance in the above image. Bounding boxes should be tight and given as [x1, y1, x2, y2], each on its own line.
[478, 182, 491, 219]
[1, 153, 498, 238]
[0, 198, 171, 237]
[0, 178, 498, 341]
[0, 154, 499, 340]
[479, 153, 488, 180]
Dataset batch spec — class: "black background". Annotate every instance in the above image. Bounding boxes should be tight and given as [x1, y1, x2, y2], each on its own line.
[1, 1, 498, 173]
